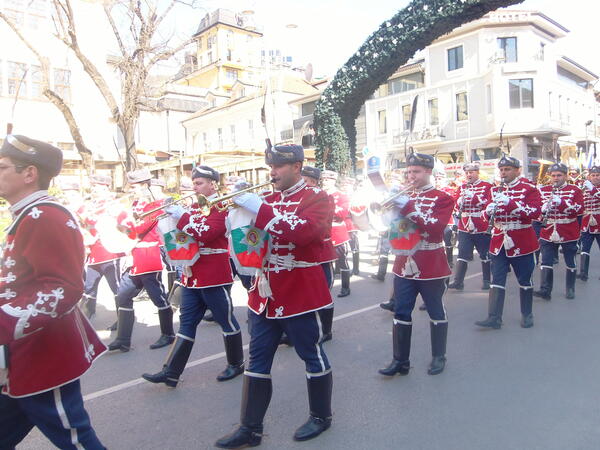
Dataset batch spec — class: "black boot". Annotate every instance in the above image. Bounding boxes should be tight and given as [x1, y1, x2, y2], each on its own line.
[80, 294, 96, 319]
[107, 308, 135, 352]
[475, 287, 505, 329]
[352, 251, 360, 276]
[337, 271, 351, 297]
[448, 260, 467, 290]
[293, 372, 333, 441]
[481, 260, 491, 290]
[578, 253, 590, 281]
[519, 288, 534, 328]
[445, 246, 454, 269]
[379, 298, 394, 311]
[319, 307, 334, 342]
[204, 309, 215, 322]
[215, 375, 272, 449]
[379, 321, 411, 376]
[428, 321, 447, 375]
[566, 269, 576, 300]
[533, 267, 553, 301]
[150, 307, 175, 349]
[371, 256, 388, 281]
[217, 332, 244, 382]
[142, 336, 194, 387]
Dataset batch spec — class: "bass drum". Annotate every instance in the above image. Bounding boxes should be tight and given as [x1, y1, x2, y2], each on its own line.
[96, 215, 137, 254]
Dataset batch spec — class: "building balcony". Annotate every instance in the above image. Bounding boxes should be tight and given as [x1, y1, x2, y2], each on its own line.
[391, 126, 444, 146]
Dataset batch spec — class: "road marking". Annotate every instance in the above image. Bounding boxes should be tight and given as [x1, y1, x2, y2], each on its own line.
[84, 271, 484, 402]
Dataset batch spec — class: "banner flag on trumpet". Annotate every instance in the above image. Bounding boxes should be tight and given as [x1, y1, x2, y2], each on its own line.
[157, 216, 201, 267]
[231, 225, 270, 268]
[388, 216, 421, 256]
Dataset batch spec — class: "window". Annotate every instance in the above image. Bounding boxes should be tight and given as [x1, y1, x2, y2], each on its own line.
[54, 68, 71, 102]
[301, 101, 316, 117]
[225, 68, 238, 82]
[548, 92, 553, 118]
[217, 128, 223, 149]
[402, 104, 412, 130]
[388, 72, 424, 94]
[456, 92, 468, 121]
[230, 125, 236, 145]
[248, 119, 254, 140]
[227, 49, 233, 61]
[197, 37, 203, 50]
[208, 51, 214, 64]
[486, 85, 492, 114]
[203, 132, 208, 151]
[378, 110, 387, 134]
[447, 46, 463, 71]
[428, 98, 439, 126]
[497, 37, 517, 63]
[509, 79, 533, 109]
[31, 65, 44, 99]
[8, 62, 27, 96]
[207, 35, 214, 49]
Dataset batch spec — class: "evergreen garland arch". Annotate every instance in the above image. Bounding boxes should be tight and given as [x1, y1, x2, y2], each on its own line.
[313, 0, 522, 174]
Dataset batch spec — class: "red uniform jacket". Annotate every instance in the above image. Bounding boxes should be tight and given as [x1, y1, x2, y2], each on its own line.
[392, 185, 454, 280]
[248, 180, 333, 318]
[539, 183, 583, 243]
[329, 191, 350, 246]
[582, 184, 600, 234]
[177, 201, 233, 288]
[0, 192, 106, 398]
[81, 200, 125, 265]
[127, 199, 165, 275]
[488, 178, 542, 257]
[456, 180, 492, 233]
[440, 185, 458, 226]
[321, 196, 337, 263]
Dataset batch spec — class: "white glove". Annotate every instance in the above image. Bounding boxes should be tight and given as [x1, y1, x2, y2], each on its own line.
[541, 202, 550, 213]
[551, 195, 562, 206]
[233, 192, 263, 214]
[494, 194, 510, 206]
[583, 180, 594, 191]
[165, 204, 186, 220]
[485, 203, 497, 215]
[393, 195, 410, 209]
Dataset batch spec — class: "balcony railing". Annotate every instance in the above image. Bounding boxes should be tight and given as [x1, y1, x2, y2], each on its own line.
[392, 126, 443, 145]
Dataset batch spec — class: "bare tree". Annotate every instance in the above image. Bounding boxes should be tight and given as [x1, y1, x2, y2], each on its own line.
[52, 0, 198, 170]
[0, 10, 95, 174]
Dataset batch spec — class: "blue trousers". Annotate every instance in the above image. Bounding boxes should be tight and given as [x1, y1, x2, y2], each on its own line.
[84, 260, 121, 300]
[580, 232, 600, 254]
[457, 231, 490, 262]
[540, 239, 577, 270]
[178, 285, 240, 339]
[490, 248, 535, 288]
[0, 380, 104, 450]
[246, 310, 331, 376]
[393, 276, 448, 323]
[116, 270, 169, 310]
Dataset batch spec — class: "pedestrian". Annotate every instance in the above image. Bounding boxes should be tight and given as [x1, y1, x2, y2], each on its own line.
[0, 135, 106, 449]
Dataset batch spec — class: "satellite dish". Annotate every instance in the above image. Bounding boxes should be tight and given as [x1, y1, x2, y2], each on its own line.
[305, 63, 313, 82]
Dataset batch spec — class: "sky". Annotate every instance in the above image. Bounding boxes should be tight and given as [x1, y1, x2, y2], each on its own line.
[181, 0, 600, 80]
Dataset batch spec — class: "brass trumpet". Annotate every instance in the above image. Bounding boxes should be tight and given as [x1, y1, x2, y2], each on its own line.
[369, 186, 413, 215]
[134, 180, 273, 220]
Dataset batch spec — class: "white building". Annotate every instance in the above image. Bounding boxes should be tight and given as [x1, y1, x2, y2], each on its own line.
[365, 10, 598, 179]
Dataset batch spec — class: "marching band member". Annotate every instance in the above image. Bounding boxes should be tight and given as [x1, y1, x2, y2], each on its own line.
[475, 156, 541, 329]
[533, 163, 583, 300]
[80, 174, 125, 326]
[448, 162, 493, 291]
[435, 170, 458, 269]
[0, 135, 105, 449]
[341, 177, 361, 275]
[322, 170, 352, 297]
[568, 167, 583, 187]
[579, 166, 600, 281]
[303, 165, 335, 341]
[216, 144, 333, 448]
[378, 153, 453, 377]
[107, 169, 174, 352]
[142, 165, 243, 386]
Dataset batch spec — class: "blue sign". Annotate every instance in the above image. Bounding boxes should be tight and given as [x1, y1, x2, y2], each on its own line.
[367, 156, 381, 174]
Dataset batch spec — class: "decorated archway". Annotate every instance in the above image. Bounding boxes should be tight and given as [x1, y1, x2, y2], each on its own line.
[314, 0, 522, 173]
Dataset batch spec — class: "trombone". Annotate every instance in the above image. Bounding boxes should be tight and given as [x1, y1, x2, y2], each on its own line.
[134, 180, 273, 220]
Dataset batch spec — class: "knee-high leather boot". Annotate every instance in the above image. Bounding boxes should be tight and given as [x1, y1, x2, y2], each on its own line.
[474, 287, 505, 329]
[448, 260, 467, 290]
[379, 321, 411, 376]
[142, 336, 194, 387]
[107, 308, 135, 351]
[428, 321, 447, 375]
[150, 307, 175, 349]
[217, 332, 244, 382]
[293, 372, 333, 441]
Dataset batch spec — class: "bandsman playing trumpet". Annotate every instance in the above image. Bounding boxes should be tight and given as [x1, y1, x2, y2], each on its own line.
[378, 153, 453, 378]
[107, 169, 174, 352]
[533, 163, 584, 300]
[448, 162, 493, 291]
[142, 165, 244, 386]
[475, 156, 541, 329]
[579, 166, 600, 281]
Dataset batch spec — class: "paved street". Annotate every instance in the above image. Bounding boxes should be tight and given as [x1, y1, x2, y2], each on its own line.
[20, 235, 600, 449]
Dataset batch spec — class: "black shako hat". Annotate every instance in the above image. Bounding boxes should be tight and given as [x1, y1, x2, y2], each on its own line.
[498, 155, 521, 169]
[192, 165, 220, 182]
[301, 166, 321, 181]
[0, 134, 63, 177]
[265, 144, 304, 165]
[548, 163, 568, 174]
[406, 152, 435, 169]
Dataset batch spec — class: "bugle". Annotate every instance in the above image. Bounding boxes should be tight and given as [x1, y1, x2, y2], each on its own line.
[369, 186, 413, 215]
